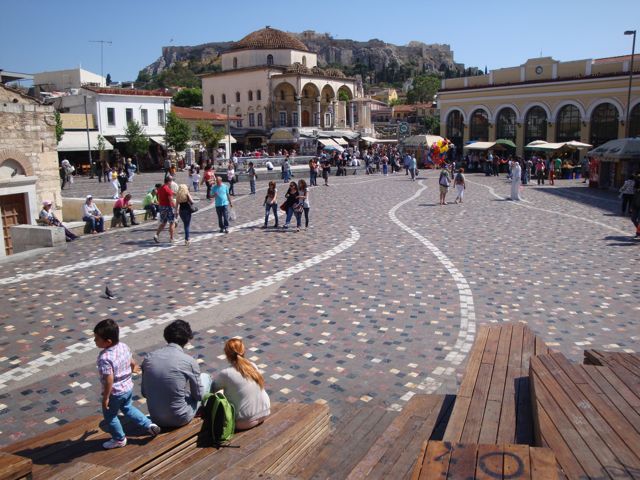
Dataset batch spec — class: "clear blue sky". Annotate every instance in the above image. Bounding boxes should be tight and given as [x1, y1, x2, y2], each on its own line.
[2, 0, 638, 82]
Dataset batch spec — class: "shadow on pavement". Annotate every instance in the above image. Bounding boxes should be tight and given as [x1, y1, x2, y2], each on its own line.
[604, 235, 640, 247]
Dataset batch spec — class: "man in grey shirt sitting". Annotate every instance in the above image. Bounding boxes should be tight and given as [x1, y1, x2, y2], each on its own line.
[141, 320, 212, 427]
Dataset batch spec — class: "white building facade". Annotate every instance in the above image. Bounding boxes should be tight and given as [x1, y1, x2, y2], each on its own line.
[33, 68, 105, 91]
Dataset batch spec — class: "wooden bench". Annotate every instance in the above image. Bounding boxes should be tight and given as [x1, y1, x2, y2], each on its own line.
[1, 402, 330, 480]
[0, 452, 32, 480]
[584, 349, 640, 378]
[530, 352, 640, 479]
[411, 440, 558, 479]
[443, 323, 549, 445]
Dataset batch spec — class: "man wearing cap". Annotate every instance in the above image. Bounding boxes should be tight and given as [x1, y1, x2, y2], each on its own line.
[154, 176, 176, 243]
[82, 195, 104, 233]
[39, 200, 77, 242]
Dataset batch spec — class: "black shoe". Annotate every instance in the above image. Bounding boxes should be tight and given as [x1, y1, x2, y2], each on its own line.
[224, 229, 229, 234]
[131, 222, 140, 226]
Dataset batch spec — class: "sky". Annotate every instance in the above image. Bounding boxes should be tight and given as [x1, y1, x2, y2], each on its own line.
[2, 0, 639, 83]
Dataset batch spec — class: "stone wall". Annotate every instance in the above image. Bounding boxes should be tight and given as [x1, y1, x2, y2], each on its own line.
[0, 85, 62, 218]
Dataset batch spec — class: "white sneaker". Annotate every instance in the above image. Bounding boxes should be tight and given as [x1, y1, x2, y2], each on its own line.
[153, 234, 159, 243]
[148, 423, 161, 437]
[103, 437, 127, 449]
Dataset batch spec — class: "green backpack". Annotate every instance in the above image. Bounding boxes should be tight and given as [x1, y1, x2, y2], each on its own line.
[203, 392, 235, 445]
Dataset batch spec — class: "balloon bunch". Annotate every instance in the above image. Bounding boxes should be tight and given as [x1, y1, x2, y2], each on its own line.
[430, 139, 453, 166]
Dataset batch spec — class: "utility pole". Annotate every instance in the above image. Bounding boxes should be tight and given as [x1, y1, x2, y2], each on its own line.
[89, 40, 112, 84]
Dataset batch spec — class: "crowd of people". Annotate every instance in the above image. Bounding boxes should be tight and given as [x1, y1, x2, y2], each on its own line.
[93, 318, 269, 449]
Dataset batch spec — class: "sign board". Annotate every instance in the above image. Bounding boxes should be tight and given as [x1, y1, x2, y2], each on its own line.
[398, 122, 409, 134]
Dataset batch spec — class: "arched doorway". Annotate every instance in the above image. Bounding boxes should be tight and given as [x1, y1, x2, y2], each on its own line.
[446, 110, 463, 151]
[628, 103, 640, 138]
[301, 110, 310, 127]
[337, 85, 354, 128]
[495, 108, 517, 141]
[524, 106, 547, 146]
[301, 83, 320, 127]
[273, 82, 297, 128]
[556, 105, 581, 142]
[590, 103, 619, 147]
[320, 85, 335, 128]
[0, 154, 34, 256]
[469, 109, 489, 141]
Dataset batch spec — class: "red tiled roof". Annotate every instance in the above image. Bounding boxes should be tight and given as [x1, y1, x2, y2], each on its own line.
[172, 106, 240, 121]
[393, 105, 417, 112]
[230, 27, 308, 52]
[83, 86, 171, 97]
[594, 54, 639, 64]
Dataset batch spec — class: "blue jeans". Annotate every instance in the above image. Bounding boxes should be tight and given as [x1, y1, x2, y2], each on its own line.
[215, 205, 229, 231]
[283, 171, 290, 182]
[264, 203, 278, 227]
[250, 179, 256, 194]
[178, 205, 192, 241]
[383, 164, 388, 175]
[103, 389, 151, 441]
[285, 206, 294, 225]
[310, 171, 317, 186]
[83, 215, 104, 232]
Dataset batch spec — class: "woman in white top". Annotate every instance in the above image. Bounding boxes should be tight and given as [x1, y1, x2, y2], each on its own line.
[214, 338, 270, 431]
[297, 179, 310, 230]
[227, 162, 236, 196]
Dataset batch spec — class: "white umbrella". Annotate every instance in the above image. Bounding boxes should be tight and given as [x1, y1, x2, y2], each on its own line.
[565, 140, 593, 149]
[587, 138, 640, 160]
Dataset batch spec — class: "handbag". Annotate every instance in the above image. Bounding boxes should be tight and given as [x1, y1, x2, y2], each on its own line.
[189, 203, 198, 213]
[280, 202, 287, 212]
[294, 203, 304, 214]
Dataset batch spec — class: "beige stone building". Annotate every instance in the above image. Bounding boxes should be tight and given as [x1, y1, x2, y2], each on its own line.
[0, 84, 61, 256]
[439, 56, 640, 158]
[200, 27, 371, 152]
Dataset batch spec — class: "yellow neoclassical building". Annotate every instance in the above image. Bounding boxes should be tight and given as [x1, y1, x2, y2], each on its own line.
[438, 56, 640, 157]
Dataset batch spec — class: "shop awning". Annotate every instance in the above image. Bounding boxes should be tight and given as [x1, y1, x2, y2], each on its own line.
[57, 131, 113, 152]
[333, 137, 348, 146]
[318, 138, 335, 147]
[219, 134, 237, 145]
[402, 134, 445, 147]
[360, 136, 378, 143]
[114, 136, 129, 143]
[149, 136, 166, 147]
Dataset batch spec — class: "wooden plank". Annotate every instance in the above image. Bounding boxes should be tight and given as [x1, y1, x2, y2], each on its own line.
[502, 324, 525, 445]
[460, 362, 493, 443]
[410, 441, 429, 480]
[0, 452, 32, 480]
[487, 324, 513, 402]
[530, 362, 603, 478]
[444, 443, 477, 480]
[503, 443, 531, 479]
[46, 461, 141, 479]
[416, 441, 452, 480]
[474, 443, 503, 480]
[457, 326, 490, 398]
[529, 447, 559, 480]
[540, 354, 640, 472]
[480, 326, 502, 367]
[477, 399, 501, 444]
[442, 396, 470, 443]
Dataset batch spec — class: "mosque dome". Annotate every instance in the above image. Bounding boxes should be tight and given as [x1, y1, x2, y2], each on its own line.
[230, 27, 309, 52]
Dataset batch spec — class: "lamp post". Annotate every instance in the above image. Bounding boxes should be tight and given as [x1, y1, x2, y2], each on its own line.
[225, 103, 234, 160]
[624, 30, 636, 138]
[83, 95, 93, 178]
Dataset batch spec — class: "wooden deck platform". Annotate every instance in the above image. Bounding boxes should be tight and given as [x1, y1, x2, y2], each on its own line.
[443, 323, 549, 445]
[530, 352, 640, 479]
[411, 440, 558, 480]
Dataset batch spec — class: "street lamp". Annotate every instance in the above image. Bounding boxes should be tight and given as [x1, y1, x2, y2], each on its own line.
[624, 30, 636, 138]
[225, 104, 235, 160]
[83, 95, 93, 178]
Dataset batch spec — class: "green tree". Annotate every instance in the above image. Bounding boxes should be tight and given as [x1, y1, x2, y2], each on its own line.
[165, 112, 191, 152]
[54, 111, 64, 143]
[338, 90, 350, 102]
[124, 120, 150, 160]
[406, 74, 440, 104]
[424, 116, 440, 135]
[195, 121, 225, 158]
[173, 88, 203, 107]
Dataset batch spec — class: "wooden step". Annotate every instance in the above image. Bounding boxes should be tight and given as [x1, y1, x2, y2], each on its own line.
[411, 441, 558, 479]
[347, 394, 452, 480]
[46, 461, 140, 479]
[0, 452, 32, 480]
[289, 403, 398, 479]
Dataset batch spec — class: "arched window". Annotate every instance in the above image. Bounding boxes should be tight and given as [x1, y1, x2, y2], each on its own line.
[524, 106, 547, 146]
[495, 108, 516, 141]
[248, 90, 253, 101]
[446, 110, 463, 150]
[233, 57, 238, 69]
[267, 54, 274, 66]
[630, 103, 640, 138]
[280, 90, 286, 101]
[257, 90, 262, 101]
[222, 93, 226, 104]
[590, 103, 619, 147]
[469, 109, 489, 141]
[235, 92, 241, 102]
[209, 94, 215, 105]
[555, 105, 581, 142]
[257, 112, 263, 127]
[302, 56, 307, 67]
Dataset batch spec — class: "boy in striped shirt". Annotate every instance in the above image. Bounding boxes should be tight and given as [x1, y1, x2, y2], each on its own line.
[94, 319, 160, 449]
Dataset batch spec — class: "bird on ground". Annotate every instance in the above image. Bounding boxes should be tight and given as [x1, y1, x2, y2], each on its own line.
[105, 285, 116, 300]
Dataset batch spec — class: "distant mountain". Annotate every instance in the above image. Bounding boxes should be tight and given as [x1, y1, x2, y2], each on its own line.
[140, 30, 477, 87]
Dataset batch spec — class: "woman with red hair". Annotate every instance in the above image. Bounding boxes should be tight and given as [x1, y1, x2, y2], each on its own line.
[213, 338, 270, 430]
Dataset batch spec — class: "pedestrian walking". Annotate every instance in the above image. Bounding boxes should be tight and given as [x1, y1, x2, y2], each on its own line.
[619, 175, 636, 215]
[201, 165, 215, 200]
[453, 168, 466, 204]
[511, 162, 522, 201]
[263, 181, 278, 228]
[282, 156, 291, 183]
[227, 162, 236, 196]
[111, 170, 120, 199]
[176, 184, 195, 246]
[439, 168, 451, 205]
[322, 157, 331, 186]
[309, 158, 317, 186]
[281, 181, 298, 229]
[154, 176, 176, 244]
[188, 165, 200, 192]
[535, 159, 546, 185]
[631, 186, 640, 237]
[409, 155, 417, 181]
[297, 179, 310, 230]
[212, 175, 232, 234]
[247, 162, 257, 195]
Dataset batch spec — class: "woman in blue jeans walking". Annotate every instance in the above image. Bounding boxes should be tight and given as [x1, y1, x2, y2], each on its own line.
[263, 181, 278, 228]
[282, 181, 298, 229]
[176, 184, 195, 246]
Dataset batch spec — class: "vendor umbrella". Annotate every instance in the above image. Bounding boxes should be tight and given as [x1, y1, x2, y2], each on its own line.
[495, 139, 517, 148]
[565, 140, 593, 149]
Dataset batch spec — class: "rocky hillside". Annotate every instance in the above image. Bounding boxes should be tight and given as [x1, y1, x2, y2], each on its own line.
[141, 30, 471, 83]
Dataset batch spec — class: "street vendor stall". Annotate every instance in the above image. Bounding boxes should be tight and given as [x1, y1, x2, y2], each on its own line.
[587, 138, 640, 189]
[401, 134, 447, 167]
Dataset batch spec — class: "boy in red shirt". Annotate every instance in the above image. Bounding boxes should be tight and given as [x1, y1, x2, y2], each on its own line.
[154, 176, 176, 243]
